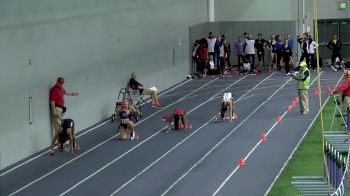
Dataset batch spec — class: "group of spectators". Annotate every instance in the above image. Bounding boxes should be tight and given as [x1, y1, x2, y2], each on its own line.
[192, 31, 344, 77]
[192, 32, 296, 77]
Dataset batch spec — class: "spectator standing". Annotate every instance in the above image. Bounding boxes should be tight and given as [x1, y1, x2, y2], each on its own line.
[234, 36, 245, 70]
[275, 35, 284, 70]
[268, 34, 277, 71]
[327, 34, 343, 71]
[218, 35, 228, 77]
[207, 32, 217, 65]
[286, 33, 294, 54]
[297, 33, 310, 67]
[254, 33, 269, 71]
[243, 33, 256, 72]
[282, 39, 292, 75]
[308, 35, 317, 71]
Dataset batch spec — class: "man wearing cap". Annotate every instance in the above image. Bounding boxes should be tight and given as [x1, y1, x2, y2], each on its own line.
[289, 61, 310, 115]
[50, 77, 79, 137]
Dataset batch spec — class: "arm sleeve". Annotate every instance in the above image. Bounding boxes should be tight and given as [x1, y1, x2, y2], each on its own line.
[327, 41, 332, 50]
[301, 70, 310, 81]
[333, 79, 350, 93]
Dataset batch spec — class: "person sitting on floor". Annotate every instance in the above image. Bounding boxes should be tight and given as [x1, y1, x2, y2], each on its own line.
[116, 98, 140, 140]
[129, 72, 163, 108]
[215, 92, 236, 123]
[163, 107, 192, 133]
[49, 118, 79, 156]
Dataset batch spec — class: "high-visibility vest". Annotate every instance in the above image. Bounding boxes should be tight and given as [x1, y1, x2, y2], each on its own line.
[298, 68, 310, 90]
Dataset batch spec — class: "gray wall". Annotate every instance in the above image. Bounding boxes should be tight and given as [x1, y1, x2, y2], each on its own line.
[214, 0, 350, 35]
[0, 0, 208, 170]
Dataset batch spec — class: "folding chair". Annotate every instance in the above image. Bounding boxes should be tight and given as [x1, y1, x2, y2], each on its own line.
[122, 83, 147, 117]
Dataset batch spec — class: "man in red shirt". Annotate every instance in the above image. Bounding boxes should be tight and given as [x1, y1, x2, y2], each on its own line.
[50, 77, 79, 145]
[332, 70, 350, 110]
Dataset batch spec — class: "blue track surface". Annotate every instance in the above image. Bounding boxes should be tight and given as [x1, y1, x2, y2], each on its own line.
[0, 69, 342, 196]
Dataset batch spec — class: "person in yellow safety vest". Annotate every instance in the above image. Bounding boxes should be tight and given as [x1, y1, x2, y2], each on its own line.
[288, 61, 310, 115]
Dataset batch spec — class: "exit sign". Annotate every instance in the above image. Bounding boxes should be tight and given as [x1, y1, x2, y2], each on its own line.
[339, 2, 347, 10]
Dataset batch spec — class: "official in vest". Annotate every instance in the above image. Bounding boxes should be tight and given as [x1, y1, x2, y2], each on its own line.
[289, 61, 310, 115]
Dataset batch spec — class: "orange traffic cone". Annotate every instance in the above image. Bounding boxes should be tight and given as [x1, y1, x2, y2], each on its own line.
[239, 158, 245, 167]
[291, 100, 296, 107]
[295, 97, 299, 103]
[261, 134, 267, 141]
[286, 106, 291, 112]
[277, 116, 282, 123]
[327, 86, 332, 92]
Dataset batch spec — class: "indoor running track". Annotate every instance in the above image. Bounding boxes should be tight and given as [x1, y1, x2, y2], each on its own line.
[0, 69, 342, 196]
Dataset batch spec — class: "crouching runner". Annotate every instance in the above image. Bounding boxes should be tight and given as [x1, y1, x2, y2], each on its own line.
[163, 107, 192, 133]
[215, 92, 237, 123]
[49, 118, 79, 156]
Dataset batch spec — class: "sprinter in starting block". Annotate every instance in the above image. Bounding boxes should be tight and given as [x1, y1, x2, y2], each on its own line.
[49, 118, 79, 156]
[162, 107, 192, 133]
[215, 92, 237, 123]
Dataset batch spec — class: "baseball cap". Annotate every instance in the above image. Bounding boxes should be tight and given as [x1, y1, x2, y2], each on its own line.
[57, 77, 65, 85]
[299, 61, 307, 67]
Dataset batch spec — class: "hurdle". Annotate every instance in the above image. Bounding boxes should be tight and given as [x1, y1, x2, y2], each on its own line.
[291, 131, 350, 196]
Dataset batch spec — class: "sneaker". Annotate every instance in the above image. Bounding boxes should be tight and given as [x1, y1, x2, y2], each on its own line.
[130, 131, 134, 140]
[331, 65, 337, 71]
[152, 103, 163, 108]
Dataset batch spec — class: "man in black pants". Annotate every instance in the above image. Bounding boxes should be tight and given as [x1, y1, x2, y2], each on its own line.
[327, 34, 343, 71]
[297, 33, 310, 67]
[255, 33, 269, 71]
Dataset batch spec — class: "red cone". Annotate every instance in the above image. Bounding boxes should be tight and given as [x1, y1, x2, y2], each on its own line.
[327, 86, 332, 93]
[239, 158, 245, 166]
[313, 89, 319, 95]
[286, 106, 291, 112]
[292, 101, 296, 107]
[261, 134, 267, 141]
[277, 116, 282, 123]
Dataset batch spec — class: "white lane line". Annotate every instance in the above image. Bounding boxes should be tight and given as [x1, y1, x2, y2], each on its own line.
[58, 76, 250, 196]
[1, 79, 192, 177]
[161, 74, 289, 196]
[7, 78, 216, 195]
[212, 72, 323, 196]
[263, 75, 343, 196]
[110, 73, 275, 195]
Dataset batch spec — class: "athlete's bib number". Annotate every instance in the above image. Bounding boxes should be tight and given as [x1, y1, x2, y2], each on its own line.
[121, 118, 129, 124]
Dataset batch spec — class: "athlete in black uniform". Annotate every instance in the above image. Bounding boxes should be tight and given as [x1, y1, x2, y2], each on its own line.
[49, 118, 79, 156]
[117, 98, 140, 140]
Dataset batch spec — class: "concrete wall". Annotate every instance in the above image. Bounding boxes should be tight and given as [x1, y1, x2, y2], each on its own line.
[214, 0, 350, 35]
[0, 0, 208, 170]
